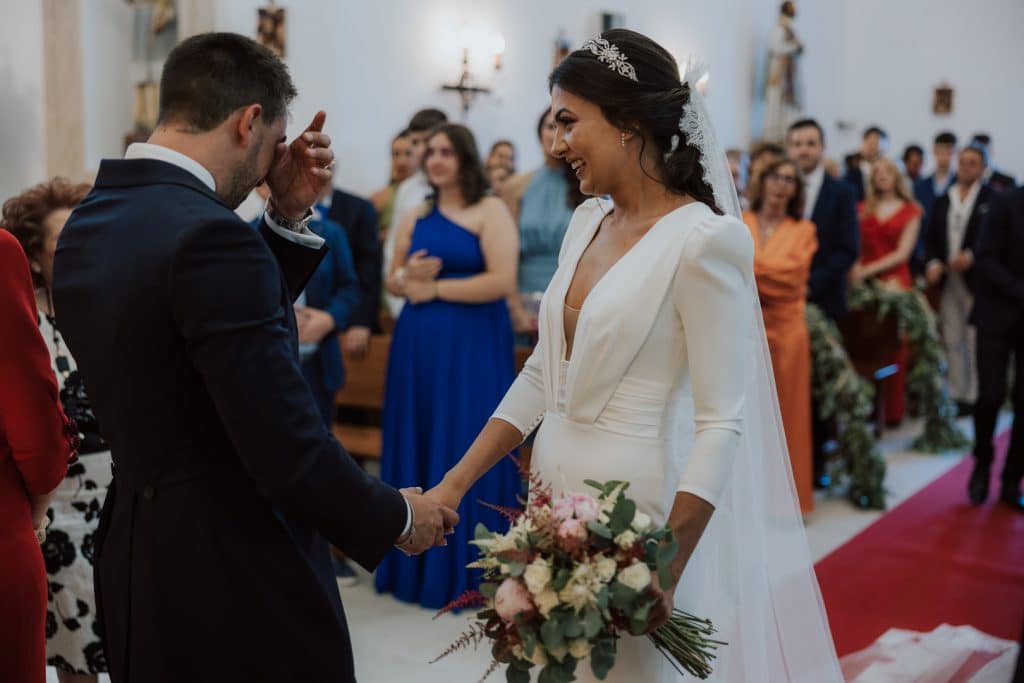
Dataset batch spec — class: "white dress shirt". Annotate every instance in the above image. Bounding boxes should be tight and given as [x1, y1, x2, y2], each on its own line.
[125, 142, 325, 249]
[946, 181, 981, 261]
[383, 171, 432, 316]
[802, 164, 825, 220]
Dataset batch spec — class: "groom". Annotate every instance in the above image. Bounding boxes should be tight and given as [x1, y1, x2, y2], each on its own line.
[53, 33, 457, 682]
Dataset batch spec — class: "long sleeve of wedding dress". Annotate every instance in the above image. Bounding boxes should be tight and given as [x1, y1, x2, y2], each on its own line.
[672, 216, 754, 508]
[492, 344, 546, 438]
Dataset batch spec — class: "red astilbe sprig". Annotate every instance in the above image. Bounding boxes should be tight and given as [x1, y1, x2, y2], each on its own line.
[433, 589, 488, 620]
[430, 622, 489, 664]
[476, 499, 523, 524]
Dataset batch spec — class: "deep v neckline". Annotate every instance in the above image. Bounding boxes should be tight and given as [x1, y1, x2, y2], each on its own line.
[560, 200, 696, 362]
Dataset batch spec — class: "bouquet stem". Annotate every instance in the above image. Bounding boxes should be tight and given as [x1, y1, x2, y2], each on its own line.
[648, 610, 726, 680]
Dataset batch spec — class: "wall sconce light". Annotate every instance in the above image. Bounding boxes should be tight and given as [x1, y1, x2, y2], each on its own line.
[442, 28, 505, 115]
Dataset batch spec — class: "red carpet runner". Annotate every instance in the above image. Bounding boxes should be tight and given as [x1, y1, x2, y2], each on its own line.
[815, 430, 1024, 657]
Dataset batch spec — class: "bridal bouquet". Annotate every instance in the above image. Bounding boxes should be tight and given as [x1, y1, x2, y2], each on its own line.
[433, 475, 724, 682]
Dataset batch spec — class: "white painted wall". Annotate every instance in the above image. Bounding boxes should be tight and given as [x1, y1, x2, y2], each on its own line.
[0, 1, 45, 200]
[207, 0, 776, 195]
[79, 0, 135, 173]
[799, 0, 1024, 178]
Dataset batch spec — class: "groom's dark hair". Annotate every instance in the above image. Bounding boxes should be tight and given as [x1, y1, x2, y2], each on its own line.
[157, 32, 297, 132]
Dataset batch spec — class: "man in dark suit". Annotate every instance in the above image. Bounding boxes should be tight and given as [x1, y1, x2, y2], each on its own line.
[52, 33, 456, 683]
[786, 118, 860, 485]
[970, 133, 1018, 194]
[967, 186, 1024, 510]
[786, 118, 860, 321]
[912, 131, 958, 274]
[322, 187, 382, 355]
[924, 144, 995, 416]
[843, 125, 888, 201]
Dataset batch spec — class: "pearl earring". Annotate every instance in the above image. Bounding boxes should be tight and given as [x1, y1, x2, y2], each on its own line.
[620, 132, 627, 148]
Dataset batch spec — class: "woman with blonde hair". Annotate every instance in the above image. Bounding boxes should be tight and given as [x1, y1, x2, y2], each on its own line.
[849, 156, 922, 425]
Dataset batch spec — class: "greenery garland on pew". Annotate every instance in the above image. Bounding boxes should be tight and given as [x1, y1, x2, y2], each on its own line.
[846, 280, 970, 453]
[806, 303, 887, 510]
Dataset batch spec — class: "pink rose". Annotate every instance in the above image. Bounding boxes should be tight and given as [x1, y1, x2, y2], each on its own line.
[553, 493, 601, 523]
[557, 518, 587, 541]
[494, 578, 536, 623]
[552, 495, 575, 521]
[571, 494, 600, 523]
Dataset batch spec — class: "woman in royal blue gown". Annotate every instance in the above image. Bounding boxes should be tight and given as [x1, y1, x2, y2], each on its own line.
[375, 123, 521, 609]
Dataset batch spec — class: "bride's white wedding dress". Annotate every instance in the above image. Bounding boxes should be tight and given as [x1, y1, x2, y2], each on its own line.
[494, 198, 843, 682]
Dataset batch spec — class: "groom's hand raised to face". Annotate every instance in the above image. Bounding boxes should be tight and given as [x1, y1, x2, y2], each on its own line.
[397, 487, 460, 556]
[267, 110, 335, 220]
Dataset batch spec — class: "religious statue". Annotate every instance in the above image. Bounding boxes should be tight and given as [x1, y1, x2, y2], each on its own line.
[762, 1, 804, 143]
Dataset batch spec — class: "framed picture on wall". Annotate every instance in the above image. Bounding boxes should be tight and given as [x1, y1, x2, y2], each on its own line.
[257, 5, 286, 58]
[933, 83, 953, 115]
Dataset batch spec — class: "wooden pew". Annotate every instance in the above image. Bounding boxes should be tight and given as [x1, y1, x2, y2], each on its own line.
[332, 335, 390, 465]
[837, 306, 901, 435]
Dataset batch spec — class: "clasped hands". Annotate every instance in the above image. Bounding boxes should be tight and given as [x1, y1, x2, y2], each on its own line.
[395, 485, 460, 556]
[400, 250, 443, 304]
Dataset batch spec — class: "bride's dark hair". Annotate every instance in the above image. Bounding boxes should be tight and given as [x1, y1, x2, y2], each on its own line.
[549, 28, 722, 214]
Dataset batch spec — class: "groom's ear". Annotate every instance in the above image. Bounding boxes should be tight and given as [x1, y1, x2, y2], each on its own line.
[235, 104, 264, 147]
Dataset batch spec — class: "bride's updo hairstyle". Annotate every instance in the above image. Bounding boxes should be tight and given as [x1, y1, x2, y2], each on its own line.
[549, 29, 722, 214]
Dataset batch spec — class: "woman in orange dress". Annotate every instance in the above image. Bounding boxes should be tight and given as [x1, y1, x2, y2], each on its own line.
[743, 158, 819, 514]
[849, 157, 922, 426]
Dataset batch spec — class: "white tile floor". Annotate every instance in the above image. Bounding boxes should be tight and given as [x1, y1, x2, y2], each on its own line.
[48, 413, 1008, 683]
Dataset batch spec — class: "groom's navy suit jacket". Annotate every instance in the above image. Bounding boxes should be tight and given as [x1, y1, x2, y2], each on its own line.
[53, 159, 407, 683]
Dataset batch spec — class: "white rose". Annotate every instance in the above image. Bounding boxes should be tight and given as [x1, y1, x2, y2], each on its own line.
[569, 638, 593, 659]
[523, 558, 552, 595]
[631, 511, 652, 532]
[616, 561, 652, 592]
[595, 557, 617, 583]
[614, 529, 638, 550]
[534, 588, 560, 617]
[530, 644, 548, 667]
[559, 581, 595, 613]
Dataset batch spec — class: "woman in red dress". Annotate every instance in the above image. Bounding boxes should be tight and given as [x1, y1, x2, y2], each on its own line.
[849, 157, 922, 425]
[0, 228, 76, 683]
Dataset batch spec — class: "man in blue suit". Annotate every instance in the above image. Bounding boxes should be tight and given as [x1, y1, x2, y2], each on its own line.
[787, 118, 860, 487]
[786, 118, 860, 321]
[52, 33, 456, 683]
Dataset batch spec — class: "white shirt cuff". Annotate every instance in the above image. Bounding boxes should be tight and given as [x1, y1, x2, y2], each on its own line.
[400, 495, 413, 539]
[262, 208, 326, 249]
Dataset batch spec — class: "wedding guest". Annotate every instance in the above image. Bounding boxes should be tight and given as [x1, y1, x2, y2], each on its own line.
[850, 158, 922, 426]
[925, 144, 995, 416]
[914, 131, 958, 216]
[503, 108, 583, 336]
[322, 187, 382, 355]
[786, 117, 859, 487]
[971, 133, 1018, 193]
[786, 118, 859, 321]
[370, 130, 415, 237]
[2, 179, 109, 683]
[843, 125, 888, 201]
[743, 158, 817, 514]
[902, 144, 924, 185]
[745, 141, 784, 207]
[0, 228, 76, 683]
[968, 186, 1024, 510]
[486, 139, 516, 173]
[377, 123, 520, 608]
[487, 163, 512, 200]
[726, 147, 748, 198]
[913, 131, 957, 273]
[383, 108, 449, 317]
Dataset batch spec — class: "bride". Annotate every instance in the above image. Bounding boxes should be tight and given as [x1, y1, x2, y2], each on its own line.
[427, 29, 842, 682]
